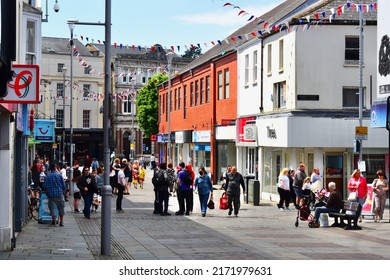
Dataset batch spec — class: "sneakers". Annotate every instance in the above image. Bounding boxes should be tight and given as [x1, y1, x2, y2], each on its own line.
[311, 223, 320, 228]
[50, 221, 56, 226]
[74, 209, 80, 213]
[202, 213, 206, 217]
[280, 208, 285, 212]
[116, 210, 124, 213]
[59, 222, 64, 227]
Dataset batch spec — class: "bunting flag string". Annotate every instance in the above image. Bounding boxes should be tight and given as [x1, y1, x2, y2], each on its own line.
[69, 0, 378, 88]
[74, 1, 376, 56]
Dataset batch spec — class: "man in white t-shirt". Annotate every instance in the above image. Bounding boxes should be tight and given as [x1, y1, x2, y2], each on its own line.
[60, 163, 69, 201]
[116, 163, 126, 213]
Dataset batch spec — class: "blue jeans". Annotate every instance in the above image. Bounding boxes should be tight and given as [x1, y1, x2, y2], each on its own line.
[198, 192, 210, 214]
[314, 206, 340, 224]
[82, 193, 94, 218]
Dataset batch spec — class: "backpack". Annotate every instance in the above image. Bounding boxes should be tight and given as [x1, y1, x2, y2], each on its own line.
[182, 169, 193, 186]
[152, 169, 166, 189]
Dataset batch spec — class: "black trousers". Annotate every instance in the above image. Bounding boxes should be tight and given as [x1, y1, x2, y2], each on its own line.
[116, 184, 124, 211]
[227, 189, 240, 215]
[158, 190, 169, 213]
[277, 188, 290, 208]
[177, 189, 193, 214]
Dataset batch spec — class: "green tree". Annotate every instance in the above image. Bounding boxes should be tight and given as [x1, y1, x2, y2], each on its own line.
[182, 46, 202, 59]
[136, 73, 167, 137]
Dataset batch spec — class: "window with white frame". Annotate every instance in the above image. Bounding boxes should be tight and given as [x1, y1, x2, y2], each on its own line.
[267, 44, 272, 75]
[342, 87, 366, 108]
[345, 36, 359, 63]
[84, 67, 91, 75]
[274, 81, 286, 109]
[200, 78, 204, 104]
[253, 50, 258, 84]
[279, 40, 284, 72]
[245, 54, 249, 86]
[123, 95, 132, 114]
[195, 80, 199, 105]
[224, 69, 230, 99]
[218, 71, 223, 100]
[57, 63, 65, 73]
[206, 76, 210, 103]
[57, 83, 64, 98]
[83, 84, 91, 98]
[56, 109, 64, 128]
[26, 20, 36, 64]
[178, 87, 181, 110]
[83, 110, 91, 128]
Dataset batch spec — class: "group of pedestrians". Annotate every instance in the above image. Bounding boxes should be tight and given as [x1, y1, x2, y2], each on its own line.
[276, 160, 389, 227]
[150, 162, 247, 218]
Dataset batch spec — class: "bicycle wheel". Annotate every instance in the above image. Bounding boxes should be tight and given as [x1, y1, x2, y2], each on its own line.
[27, 198, 33, 220]
[31, 198, 39, 221]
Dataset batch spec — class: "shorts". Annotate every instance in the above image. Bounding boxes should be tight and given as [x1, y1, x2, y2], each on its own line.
[73, 191, 81, 200]
[294, 186, 304, 199]
[48, 196, 65, 216]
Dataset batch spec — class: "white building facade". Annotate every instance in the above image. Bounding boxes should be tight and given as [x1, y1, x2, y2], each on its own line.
[237, 1, 385, 201]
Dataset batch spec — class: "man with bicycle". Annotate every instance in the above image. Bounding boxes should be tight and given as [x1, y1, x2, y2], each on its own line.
[42, 163, 66, 226]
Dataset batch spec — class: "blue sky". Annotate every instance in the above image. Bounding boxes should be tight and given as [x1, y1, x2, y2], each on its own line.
[42, 0, 283, 53]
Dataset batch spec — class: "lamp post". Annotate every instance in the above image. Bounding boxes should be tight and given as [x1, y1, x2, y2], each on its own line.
[67, 20, 76, 194]
[358, 9, 364, 163]
[62, 66, 67, 164]
[166, 51, 175, 164]
[67, 0, 112, 255]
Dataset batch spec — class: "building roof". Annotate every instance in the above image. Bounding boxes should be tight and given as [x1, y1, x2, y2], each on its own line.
[89, 43, 193, 64]
[42, 37, 94, 57]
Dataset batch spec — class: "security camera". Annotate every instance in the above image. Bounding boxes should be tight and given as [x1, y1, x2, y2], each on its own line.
[53, 1, 60, 13]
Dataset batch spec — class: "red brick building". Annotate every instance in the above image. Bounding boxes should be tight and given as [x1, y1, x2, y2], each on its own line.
[158, 48, 238, 182]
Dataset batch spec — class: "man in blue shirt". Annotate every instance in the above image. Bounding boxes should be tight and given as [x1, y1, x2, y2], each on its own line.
[175, 162, 193, 216]
[42, 163, 66, 226]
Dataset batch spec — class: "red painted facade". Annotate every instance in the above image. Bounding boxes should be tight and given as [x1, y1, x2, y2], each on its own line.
[158, 51, 237, 181]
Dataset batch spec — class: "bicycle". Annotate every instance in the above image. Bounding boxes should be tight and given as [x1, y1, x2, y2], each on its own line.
[27, 185, 41, 221]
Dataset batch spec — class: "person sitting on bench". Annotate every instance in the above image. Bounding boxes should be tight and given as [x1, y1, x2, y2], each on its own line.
[312, 182, 343, 228]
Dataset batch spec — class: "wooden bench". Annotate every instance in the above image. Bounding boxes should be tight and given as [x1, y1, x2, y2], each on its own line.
[328, 201, 362, 230]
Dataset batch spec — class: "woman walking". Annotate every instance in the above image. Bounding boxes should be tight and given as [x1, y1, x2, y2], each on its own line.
[194, 167, 213, 217]
[372, 169, 389, 222]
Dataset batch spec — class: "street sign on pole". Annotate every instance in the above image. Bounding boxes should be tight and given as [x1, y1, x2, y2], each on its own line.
[355, 126, 368, 140]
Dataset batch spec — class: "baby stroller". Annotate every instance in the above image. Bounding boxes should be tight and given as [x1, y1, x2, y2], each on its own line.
[294, 196, 316, 228]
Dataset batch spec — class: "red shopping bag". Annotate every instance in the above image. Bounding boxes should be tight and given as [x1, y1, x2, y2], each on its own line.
[219, 192, 229, 210]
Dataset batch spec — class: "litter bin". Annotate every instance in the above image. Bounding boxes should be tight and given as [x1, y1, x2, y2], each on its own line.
[244, 175, 255, 204]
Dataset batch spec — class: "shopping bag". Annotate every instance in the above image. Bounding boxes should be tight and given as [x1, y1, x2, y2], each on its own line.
[347, 191, 357, 201]
[219, 193, 229, 210]
[207, 199, 215, 209]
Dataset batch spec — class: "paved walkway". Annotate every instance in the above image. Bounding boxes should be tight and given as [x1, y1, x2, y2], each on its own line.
[1, 168, 389, 260]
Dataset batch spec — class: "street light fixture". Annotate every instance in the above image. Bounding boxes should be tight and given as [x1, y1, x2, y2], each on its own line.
[66, 0, 112, 255]
[62, 66, 67, 164]
[67, 19, 77, 194]
[166, 50, 175, 164]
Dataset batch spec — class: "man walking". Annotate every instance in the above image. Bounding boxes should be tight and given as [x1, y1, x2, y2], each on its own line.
[293, 162, 307, 209]
[116, 163, 126, 213]
[225, 166, 246, 217]
[42, 163, 66, 226]
[78, 166, 98, 219]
